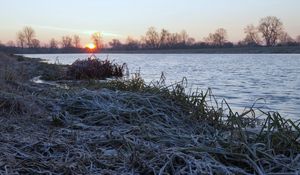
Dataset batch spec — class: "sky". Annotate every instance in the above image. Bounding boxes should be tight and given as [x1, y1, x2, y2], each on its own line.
[0, 0, 300, 46]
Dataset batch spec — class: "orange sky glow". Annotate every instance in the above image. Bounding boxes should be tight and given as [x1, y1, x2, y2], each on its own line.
[0, 0, 299, 46]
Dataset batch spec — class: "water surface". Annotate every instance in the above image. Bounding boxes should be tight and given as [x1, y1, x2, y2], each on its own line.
[24, 53, 300, 119]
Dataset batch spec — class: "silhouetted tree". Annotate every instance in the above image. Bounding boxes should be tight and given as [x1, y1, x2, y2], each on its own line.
[16, 26, 36, 48]
[31, 39, 40, 48]
[61, 36, 73, 48]
[179, 30, 189, 45]
[23, 26, 36, 48]
[296, 35, 300, 45]
[159, 29, 171, 48]
[278, 32, 294, 45]
[243, 24, 261, 46]
[158, 29, 193, 49]
[186, 37, 196, 46]
[205, 28, 227, 46]
[17, 31, 26, 48]
[0, 41, 4, 50]
[125, 37, 140, 50]
[4, 23, 300, 54]
[109, 39, 123, 49]
[91, 32, 102, 49]
[169, 33, 182, 48]
[258, 16, 283, 46]
[144, 27, 160, 49]
[6, 41, 15, 47]
[223, 42, 234, 48]
[73, 35, 81, 48]
[49, 38, 59, 49]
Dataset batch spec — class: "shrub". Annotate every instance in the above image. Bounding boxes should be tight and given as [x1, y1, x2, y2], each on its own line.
[67, 56, 126, 80]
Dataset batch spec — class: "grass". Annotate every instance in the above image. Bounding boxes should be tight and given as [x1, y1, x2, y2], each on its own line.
[0, 53, 299, 174]
[61, 72, 300, 174]
[66, 55, 126, 80]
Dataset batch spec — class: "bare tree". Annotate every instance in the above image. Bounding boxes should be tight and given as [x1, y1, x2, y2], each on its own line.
[186, 37, 196, 46]
[31, 39, 40, 48]
[17, 31, 26, 48]
[23, 26, 36, 47]
[109, 39, 122, 49]
[49, 38, 58, 49]
[205, 34, 213, 45]
[205, 28, 227, 46]
[159, 29, 171, 48]
[144, 27, 160, 49]
[73, 35, 81, 48]
[167, 33, 182, 47]
[0, 41, 4, 48]
[91, 32, 102, 49]
[295, 35, 300, 44]
[61, 36, 73, 48]
[16, 26, 36, 48]
[215, 28, 227, 46]
[258, 16, 283, 46]
[278, 32, 294, 45]
[6, 41, 15, 47]
[125, 37, 139, 50]
[243, 24, 261, 46]
[180, 30, 189, 44]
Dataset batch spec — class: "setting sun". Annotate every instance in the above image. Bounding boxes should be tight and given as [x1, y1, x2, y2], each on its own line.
[85, 43, 96, 50]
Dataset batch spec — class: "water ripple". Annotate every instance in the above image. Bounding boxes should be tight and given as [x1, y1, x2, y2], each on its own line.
[23, 53, 300, 119]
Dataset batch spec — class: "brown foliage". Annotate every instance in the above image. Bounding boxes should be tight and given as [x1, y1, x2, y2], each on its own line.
[67, 56, 126, 80]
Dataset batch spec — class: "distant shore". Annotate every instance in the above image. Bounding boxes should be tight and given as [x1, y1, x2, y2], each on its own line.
[101, 46, 300, 54]
[1, 46, 300, 54]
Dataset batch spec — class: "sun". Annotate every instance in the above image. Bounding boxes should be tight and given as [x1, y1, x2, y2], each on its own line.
[85, 43, 96, 50]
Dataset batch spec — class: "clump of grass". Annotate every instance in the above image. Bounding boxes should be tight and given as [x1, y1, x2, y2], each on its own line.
[14, 55, 29, 62]
[256, 111, 300, 153]
[0, 92, 28, 115]
[77, 74, 300, 173]
[67, 55, 126, 80]
[3, 66, 17, 82]
[39, 62, 67, 81]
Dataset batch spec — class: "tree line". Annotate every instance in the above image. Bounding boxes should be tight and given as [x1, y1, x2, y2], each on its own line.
[1, 16, 300, 53]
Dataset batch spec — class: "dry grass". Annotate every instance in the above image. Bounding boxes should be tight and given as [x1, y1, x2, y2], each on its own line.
[66, 55, 126, 80]
[0, 53, 299, 174]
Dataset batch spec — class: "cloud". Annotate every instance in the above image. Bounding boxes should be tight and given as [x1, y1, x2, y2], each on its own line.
[32, 25, 122, 37]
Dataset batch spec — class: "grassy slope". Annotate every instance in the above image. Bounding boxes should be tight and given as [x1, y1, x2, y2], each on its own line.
[0, 53, 299, 174]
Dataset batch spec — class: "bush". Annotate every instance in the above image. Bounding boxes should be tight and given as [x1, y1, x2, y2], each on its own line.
[67, 56, 126, 80]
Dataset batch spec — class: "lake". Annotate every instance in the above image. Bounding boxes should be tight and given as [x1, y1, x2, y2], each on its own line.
[23, 53, 300, 119]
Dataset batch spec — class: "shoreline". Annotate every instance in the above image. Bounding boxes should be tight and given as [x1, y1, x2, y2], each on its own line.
[0, 53, 299, 174]
[102, 46, 300, 54]
[2, 46, 300, 54]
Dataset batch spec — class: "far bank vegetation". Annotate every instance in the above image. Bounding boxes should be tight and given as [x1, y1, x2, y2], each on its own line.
[1, 16, 300, 53]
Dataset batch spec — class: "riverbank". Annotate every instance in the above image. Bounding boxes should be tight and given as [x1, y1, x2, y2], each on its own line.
[0, 53, 299, 174]
[2, 45, 300, 54]
[102, 46, 300, 54]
